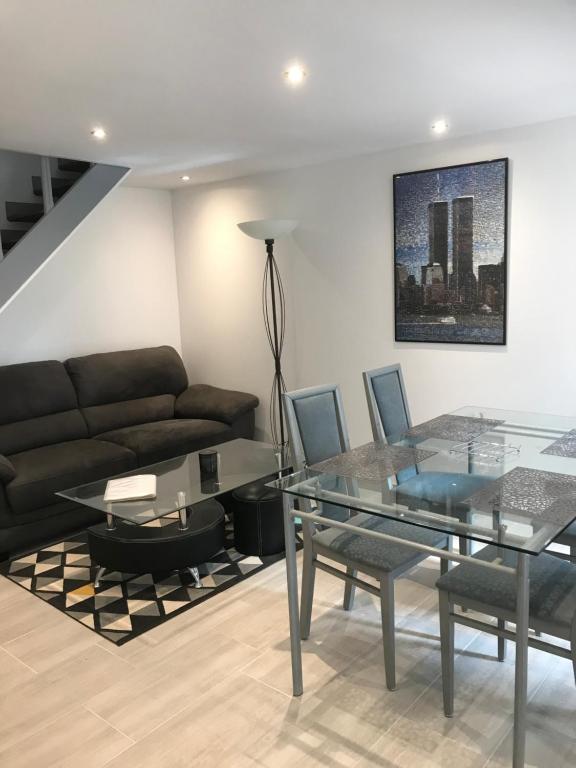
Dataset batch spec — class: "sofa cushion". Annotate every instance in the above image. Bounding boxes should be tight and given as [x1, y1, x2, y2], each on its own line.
[0, 360, 88, 455]
[81, 394, 176, 436]
[6, 439, 137, 515]
[0, 455, 16, 484]
[176, 384, 259, 425]
[0, 360, 79, 424]
[66, 346, 188, 407]
[97, 419, 232, 466]
[0, 410, 88, 456]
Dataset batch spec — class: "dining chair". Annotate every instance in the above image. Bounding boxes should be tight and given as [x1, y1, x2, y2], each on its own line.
[553, 524, 576, 562]
[436, 545, 576, 720]
[362, 363, 492, 557]
[283, 383, 450, 691]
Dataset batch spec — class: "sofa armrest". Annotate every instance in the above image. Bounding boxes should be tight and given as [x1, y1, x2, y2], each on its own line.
[176, 384, 259, 426]
[0, 455, 16, 485]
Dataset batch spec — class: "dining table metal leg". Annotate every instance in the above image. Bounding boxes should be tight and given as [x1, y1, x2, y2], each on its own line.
[283, 492, 303, 696]
[512, 553, 530, 768]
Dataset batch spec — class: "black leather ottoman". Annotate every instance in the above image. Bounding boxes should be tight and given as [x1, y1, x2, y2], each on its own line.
[88, 499, 225, 584]
[229, 479, 284, 556]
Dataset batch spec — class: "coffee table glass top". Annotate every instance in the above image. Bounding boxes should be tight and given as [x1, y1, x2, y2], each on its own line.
[58, 438, 286, 526]
[271, 406, 576, 555]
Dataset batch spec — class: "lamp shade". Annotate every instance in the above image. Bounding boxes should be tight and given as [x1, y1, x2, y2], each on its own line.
[237, 219, 298, 240]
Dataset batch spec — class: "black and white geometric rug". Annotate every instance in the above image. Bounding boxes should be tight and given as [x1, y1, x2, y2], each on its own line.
[1, 516, 290, 645]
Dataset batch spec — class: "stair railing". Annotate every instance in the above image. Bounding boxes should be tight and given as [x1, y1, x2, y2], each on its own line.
[40, 156, 54, 213]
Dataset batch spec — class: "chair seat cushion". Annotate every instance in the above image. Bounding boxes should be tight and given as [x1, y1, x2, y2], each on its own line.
[555, 521, 576, 546]
[314, 513, 448, 573]
[397, 472, 491, 505]
[436, 545, 576, 631]
[7, 439, 137, 514]
[97, 419, 232, 466]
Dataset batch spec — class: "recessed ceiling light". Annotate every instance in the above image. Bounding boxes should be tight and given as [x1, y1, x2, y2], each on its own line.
[284, 64, 307, 86]
[431, 119, 449, 135]
[180, 175, 190, 182]
[90, 126, 107, 140]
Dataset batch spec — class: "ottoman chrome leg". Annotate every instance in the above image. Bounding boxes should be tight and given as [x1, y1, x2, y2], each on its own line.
[189, 567, 203, 588]
[94, 566, 106, 589]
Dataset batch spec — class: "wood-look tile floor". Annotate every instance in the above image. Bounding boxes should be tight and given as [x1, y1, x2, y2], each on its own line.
[0, 554, 574, 767]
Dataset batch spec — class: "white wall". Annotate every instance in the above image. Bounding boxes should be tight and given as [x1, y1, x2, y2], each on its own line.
[172, 116, 576, 445]
[0, 186, 182, 364]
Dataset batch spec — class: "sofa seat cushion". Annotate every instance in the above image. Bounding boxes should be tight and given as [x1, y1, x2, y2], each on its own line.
[7, 440, 137, 515]
[97, 419, 233, 466]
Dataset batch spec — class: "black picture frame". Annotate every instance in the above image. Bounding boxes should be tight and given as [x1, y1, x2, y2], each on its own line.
[393, 158, 509, 345]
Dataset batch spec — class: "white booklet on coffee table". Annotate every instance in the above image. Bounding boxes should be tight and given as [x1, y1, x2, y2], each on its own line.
[103, 475, 157, 503]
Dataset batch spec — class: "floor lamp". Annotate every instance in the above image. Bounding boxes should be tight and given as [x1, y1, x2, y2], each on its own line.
[238, 219, 297, 449]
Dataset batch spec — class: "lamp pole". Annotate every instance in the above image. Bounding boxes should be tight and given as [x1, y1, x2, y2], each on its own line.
[263, 237, 286, 448]
[237, 219, 296, 450]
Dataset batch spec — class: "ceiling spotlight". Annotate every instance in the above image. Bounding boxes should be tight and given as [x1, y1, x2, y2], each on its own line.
[431, 119, 449, 135]
[284, 64, 307, 86]
[180, 175, 190, 182]
[90, 126, 107, 140]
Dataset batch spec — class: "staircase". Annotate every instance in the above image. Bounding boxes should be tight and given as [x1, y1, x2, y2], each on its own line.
[0, 150, 130, 313]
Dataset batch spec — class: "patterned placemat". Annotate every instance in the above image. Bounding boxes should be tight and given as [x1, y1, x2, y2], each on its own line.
[461, 466, 576, 527]
[0, 515, 293, 645]
[542, 429, 576, 458]
[310, 441, 437, 480]
[407, 414, 504, 442]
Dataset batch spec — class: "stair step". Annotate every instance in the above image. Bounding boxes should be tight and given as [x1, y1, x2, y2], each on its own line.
[57, 158, 91, 173]
[5, 201, 44, 224]
[32, 176, 75, 199]
[1, 229, 30, 252]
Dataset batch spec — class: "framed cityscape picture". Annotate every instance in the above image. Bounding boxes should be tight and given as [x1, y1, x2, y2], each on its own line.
[393, 158, 508, 344]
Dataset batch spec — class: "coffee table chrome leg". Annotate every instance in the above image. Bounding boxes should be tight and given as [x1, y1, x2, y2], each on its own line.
[106, 512, 116, 531]
[177, 491, 188, 530]
[94, 566, 106, 589]
[189, 567, 203, 588]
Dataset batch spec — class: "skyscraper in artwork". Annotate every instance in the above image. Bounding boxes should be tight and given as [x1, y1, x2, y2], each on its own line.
[451, 196, 476, 305]
[427, 201, 448, 285]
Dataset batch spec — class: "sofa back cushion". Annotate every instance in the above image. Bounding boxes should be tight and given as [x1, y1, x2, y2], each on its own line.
[81, 395, 176, 435]
[65, 346, 188, 435]
[0, 360, 87, 455]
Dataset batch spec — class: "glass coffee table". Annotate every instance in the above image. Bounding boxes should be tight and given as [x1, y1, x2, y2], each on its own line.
[58, 438, 286, 586]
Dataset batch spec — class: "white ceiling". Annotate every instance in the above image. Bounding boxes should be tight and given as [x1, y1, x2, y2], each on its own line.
[1, 0, 576, 188]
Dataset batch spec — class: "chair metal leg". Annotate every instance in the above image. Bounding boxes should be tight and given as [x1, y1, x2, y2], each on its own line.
[380, 575, 396, 692]
[457, 539, 469, 614]
[440, 538, 452, 575]
[343, 566, 357, 610]
[300, 539, 316, 641]
[439, 590, 455, 717]
[458, 536, 470, 557]
[497, 618, 507, 661]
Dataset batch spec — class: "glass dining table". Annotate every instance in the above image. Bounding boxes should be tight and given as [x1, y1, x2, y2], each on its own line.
[271, 406, 576, 768]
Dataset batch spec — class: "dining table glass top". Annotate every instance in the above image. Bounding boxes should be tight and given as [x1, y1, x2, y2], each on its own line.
[271, 406, 576, 555]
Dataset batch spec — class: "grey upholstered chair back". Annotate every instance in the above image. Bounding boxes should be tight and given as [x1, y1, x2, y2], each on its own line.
[284, 384, 351, 470]
[363, 364, 412, 442]
[363, 364, 416, 482]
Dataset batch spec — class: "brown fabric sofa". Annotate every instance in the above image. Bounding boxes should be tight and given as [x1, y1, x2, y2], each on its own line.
[0, 346, 258, 558]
